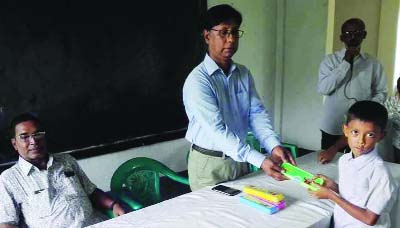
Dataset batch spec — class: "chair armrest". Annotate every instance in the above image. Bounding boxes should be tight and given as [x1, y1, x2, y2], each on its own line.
[282, 142, 298, 158]
[117, 193, 144, 210]
[164, 173, 189, 185]
[100, 191, 144, 219]
[102, 208, 115, 219]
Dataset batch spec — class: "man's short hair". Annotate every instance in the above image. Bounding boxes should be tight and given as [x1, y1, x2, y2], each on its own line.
[397, 77, 400, 94]
[9, 112, 42, 138]
[341, 18, 365, 33]
[346, 100, 388, 131]
[203, 4, 242, 30]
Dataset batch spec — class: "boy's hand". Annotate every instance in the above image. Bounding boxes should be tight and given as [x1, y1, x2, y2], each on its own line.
[314, 174, 331, 187]
[308, 184, 334, 199]
[312, 174, 339, 194]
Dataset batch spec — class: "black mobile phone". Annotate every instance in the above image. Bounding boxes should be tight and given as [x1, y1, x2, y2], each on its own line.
[211, 185, 241, 196]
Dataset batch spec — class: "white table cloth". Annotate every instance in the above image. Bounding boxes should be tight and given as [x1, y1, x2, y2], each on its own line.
[89, 152, 399, 228]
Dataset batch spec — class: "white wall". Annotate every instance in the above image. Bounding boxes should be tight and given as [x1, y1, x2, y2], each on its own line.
[77, 138, 190, 191]
[377, 0, 398, 93]
[279, 0, 327, 150]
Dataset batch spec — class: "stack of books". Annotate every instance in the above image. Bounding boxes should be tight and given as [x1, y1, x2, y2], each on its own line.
[239, 185, 286, 214]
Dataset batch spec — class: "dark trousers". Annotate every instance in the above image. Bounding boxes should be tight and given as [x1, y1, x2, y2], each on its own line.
[321, 130, 349, 152]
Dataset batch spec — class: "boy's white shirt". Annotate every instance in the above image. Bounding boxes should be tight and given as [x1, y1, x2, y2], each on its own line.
[334, 147, 398, 227]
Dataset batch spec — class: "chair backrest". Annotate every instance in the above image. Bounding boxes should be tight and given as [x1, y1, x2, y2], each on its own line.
[246, 132, 262, 152]
[110, 157, 189, 207]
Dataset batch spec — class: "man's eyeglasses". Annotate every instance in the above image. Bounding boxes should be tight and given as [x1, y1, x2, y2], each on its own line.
[342, 30, 365, 37]
[17, 131, 46, 142]
[210, 29, 244, 38]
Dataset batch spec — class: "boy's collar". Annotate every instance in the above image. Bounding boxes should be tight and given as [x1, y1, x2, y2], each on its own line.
[346, 147, 379, 170]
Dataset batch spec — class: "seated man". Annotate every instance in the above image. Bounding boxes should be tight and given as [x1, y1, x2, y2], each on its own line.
[0, 113, 125, 228]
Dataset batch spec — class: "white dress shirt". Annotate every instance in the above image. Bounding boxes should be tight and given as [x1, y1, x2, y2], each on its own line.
[318, 48, 387, 135]
[334, 148, 397, 227]
[183, 54, 280, 167]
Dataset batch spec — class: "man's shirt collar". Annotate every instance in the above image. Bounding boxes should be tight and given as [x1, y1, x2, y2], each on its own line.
[204, 54, 237, 76]
[339, 48, 367, 61]
[18, 154, 54, 176]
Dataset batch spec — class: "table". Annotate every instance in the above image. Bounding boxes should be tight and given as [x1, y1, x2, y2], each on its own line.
[89, 152, 400, 228]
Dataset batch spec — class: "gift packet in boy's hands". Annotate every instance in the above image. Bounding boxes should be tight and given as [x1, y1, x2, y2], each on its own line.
[281, 162, 324, 191]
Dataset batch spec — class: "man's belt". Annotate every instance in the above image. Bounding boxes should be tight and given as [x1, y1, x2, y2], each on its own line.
[192, 144, 226, 157]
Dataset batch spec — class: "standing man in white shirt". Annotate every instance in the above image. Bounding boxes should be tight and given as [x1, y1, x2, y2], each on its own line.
[317, 18, 387, 164]
[183, 4, 295, 191]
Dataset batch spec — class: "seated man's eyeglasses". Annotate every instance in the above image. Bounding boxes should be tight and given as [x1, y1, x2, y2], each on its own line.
[210, 29, 244, 38]
[342, 30, 365, 37]
[17, 131, 46, 142]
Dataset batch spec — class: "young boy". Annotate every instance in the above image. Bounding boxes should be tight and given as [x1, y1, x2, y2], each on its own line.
[310, 100, 397, 227]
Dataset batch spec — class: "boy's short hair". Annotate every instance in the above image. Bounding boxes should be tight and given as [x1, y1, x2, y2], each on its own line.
[346, 100, 388, 131]
[9, 112, 42, 138]
[203, 4, 242, 30]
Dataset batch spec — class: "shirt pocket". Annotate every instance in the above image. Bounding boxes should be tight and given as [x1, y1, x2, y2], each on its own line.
[235, 90, 249, 118]
[62, 176, 93, 218]
[352, 70, 372, 99]
[25, 188, 52, 218]
[63, 176, 87, 198]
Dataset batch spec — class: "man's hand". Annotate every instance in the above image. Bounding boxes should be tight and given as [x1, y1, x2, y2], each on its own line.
[0, 224, 18, 228]
[261, 146, 296, 181]
[318, 148, 337, 164]
[271, 146, 296, 166]
[260, 158, 285, 180]
[344, 47, 360, 64]
[319, 135, 347, 164]
[112, 203, 126, 217]
[90, 188, 126, 217]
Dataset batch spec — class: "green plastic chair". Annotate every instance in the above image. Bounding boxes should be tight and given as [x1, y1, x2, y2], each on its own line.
[110, 157, 189, 208]
[246, 132, 262, 153]
[246, 132, 263, 172]
[282, 142, 298, 158]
